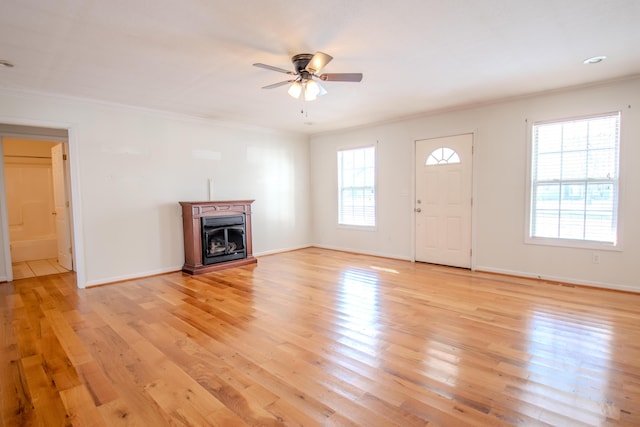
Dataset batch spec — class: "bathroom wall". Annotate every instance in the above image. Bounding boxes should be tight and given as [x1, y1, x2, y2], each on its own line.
[3, 138, 58, 261]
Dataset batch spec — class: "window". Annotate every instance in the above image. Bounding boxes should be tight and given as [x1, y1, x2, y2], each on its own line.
[338, 146, 376, 227]
[426, 147, 460, 165]
[529, 112, 620, 246]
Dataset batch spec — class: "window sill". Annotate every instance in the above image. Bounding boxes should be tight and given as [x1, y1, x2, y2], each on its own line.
[338, 224, 377, 232]
[525, 236, 622, 252]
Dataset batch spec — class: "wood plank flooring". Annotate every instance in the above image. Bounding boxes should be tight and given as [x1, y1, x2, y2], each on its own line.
[1, 247, 639, 426]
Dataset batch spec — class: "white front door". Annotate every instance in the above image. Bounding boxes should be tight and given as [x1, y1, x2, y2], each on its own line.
[51, 144, 73, 270]
[415, 134, 472, 268]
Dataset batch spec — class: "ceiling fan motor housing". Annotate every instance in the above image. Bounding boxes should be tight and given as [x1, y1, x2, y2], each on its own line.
[292, 54, 313, 75]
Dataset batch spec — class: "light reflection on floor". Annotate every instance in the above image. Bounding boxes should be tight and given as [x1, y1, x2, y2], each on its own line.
[523, 308, 613, 424]
[421, 345, 460, 386]
[369, 265, 399, 274]
[337, 268, 381, 349]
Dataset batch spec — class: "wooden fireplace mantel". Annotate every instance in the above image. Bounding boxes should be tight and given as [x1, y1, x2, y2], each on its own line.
[179, 200, 257, 274]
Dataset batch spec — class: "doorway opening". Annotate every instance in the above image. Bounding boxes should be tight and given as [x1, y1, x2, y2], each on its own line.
[0, 125, 74, 280]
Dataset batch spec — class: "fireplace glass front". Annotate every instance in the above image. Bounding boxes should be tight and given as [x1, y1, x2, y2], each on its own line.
[201, 215, 246, 265]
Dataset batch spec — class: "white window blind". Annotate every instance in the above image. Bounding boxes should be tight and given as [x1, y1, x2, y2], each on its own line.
[530, 112, 620, 244]
[338, 146, 376, 227]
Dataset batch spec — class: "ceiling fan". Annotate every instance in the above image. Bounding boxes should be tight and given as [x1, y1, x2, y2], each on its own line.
[253, 51, 363, 101]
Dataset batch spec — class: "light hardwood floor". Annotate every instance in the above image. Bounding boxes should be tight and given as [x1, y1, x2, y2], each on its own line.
[1, 247, 639, 426]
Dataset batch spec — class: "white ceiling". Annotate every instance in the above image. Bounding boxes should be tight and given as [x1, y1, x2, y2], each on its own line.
[1, 0, 639, 135]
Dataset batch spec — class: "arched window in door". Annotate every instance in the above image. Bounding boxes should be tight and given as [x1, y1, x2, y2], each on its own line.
[425, 147, 460, 165]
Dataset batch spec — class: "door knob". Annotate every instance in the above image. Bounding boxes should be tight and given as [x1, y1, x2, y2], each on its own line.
[415, 208, 422, 213]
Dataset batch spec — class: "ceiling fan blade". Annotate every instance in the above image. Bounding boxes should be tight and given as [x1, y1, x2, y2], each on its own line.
[262, 80, 294, 89]
[253, 63, 295, 75]
[305, 52, 333, 74]
[318, 73, 363, 82]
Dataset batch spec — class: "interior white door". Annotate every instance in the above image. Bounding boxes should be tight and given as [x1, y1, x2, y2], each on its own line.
[415, 134, 472, 268]
[51, 144, 73, 270]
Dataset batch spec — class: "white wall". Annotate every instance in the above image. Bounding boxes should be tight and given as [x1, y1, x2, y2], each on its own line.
[310, 77, 640, 292]
[1, 78, 637, 291]
[0, 89, 311, 286]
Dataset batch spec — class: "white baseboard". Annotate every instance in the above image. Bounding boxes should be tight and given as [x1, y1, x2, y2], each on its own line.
[0, 275, 7, 283]
[84, 265, 183, 288]
[311, 244, 412, 262]
[83, 246, 317, 287]
[81, 255, 639, 294]
[475, 265, 640, 293]
[253, 244, 313, 257]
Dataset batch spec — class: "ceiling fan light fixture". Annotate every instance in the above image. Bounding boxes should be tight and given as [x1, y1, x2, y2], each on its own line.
[318, 82, 327, 97]
[288, 81, 302, 99]
[304, 80, 320, 101]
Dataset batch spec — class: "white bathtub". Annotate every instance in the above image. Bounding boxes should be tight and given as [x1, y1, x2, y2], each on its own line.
[10, 236, 57, 262]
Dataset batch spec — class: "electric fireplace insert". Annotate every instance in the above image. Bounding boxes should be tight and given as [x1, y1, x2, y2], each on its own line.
[201, 214, 246, 265]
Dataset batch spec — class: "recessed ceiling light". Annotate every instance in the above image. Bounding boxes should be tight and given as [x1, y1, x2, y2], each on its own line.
[583, 56, 607, 64]
[0, 60, 14, 68]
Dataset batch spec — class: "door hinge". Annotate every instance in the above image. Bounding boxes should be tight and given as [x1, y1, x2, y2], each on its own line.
[66, 201, 69, 207]
[69, 247, 72, 254]
[63, 154, 67, 160]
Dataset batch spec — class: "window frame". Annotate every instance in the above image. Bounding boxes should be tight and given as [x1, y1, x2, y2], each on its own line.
[525, 111, 623, 251]
[337, 144, 377, 230]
